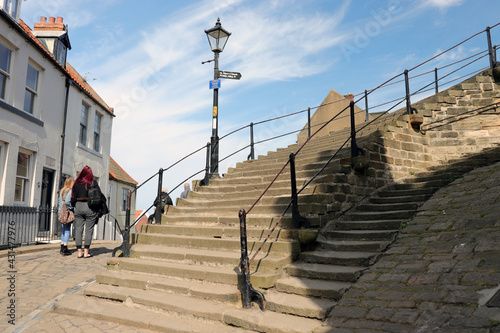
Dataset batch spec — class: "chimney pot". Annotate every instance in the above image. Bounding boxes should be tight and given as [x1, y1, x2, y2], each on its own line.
[49, 17, 55, 23]
[56, 17, 63, 23]
[40, 16, 47, 23]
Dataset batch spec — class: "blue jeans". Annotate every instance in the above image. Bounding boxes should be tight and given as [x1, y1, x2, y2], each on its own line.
[61, 223, 71, 244]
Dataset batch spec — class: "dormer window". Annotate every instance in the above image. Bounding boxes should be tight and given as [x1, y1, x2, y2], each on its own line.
[33, 17, 71, 67]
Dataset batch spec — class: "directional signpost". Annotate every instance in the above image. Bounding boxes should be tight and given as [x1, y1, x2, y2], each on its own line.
[218, 71, 242, 80]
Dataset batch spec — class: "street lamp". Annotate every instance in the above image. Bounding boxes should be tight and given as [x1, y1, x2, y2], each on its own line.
[205, 18, 231, 177]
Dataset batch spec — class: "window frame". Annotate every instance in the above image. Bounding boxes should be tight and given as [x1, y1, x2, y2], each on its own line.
[0, 41, 12, 101]
[23, 63, 39, 114]
[121, 188, 128, 211]
[79, 102, 89, 146]
[93, 112, 102, 152]
[14, 150, 31, 203]
[2, 0, 20, 20]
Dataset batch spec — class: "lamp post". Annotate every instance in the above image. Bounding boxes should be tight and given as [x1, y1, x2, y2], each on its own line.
[204, 18, 231, 178]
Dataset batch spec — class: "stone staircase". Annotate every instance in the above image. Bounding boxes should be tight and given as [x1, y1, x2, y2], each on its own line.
[53, 69, 500, 332]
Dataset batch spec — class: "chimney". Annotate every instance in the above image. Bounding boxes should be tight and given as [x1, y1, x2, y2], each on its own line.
[34, 16, 66, 31]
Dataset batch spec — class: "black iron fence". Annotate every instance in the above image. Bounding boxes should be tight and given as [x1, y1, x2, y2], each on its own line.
[0, 205, 55, 249]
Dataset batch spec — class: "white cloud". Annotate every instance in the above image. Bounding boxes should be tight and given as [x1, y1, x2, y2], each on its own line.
[424, 0, 464, 10]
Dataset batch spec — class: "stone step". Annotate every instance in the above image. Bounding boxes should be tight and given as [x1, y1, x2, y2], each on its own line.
[224, 160, 343, 180]
[62, 285, 324, 333]
[334, 219, 404, 231]
[389, 179, 451, 190]
[132, 233, 300, 256]
[159, 214, 321, 229]
[344, 210, 414, 221]
[284, 262, 365, 282]
[53, 294, 255, 333]
[96, 270, 240, 303]
[355, 202, 419, 212]
[180, 193, 337, 209]
[369, 194, 430, 204]
[323, 229, 399, 241]
[107, 257, 280, 289]
[300, 249, 380, 267]
[168, 201, 329, 216]
[130, 244, 293, 273]
[275, 276, 351, 299]
[141, 224, 301, 241]
[318, 238, 391, 252]
[377, 187, 438, 198]
[265, 289, 337, 319]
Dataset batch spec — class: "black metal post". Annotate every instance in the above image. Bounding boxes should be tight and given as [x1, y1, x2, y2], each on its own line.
[239, 209, 265, 310]
[486, 26, 495, 70]
[289, 153, 310, 229]
[307, 107, 311, 139]
[112, 190, 131, 257]
[247, 122, 255, 160]
[364, 90, 369, 122]
[204, 142, 211, 186]
[434, 67, 439, 94]
[155, 168, 163, 224]
[349, 100, 364, 159]
[210, 52, 220, 177]
[404, 69, 411, 115]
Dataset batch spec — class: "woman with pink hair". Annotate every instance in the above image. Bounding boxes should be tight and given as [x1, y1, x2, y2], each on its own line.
[71, 166, 98, 258]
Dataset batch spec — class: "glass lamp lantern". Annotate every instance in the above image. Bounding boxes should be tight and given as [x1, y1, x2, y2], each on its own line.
[205, 18, 231, 53]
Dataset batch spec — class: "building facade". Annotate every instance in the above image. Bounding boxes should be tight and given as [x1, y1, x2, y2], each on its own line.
[0, 1, 117, 244]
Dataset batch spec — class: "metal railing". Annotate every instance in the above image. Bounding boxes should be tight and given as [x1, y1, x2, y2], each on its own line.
[114, 24, 499, 308]
[0, 205, 56, 249]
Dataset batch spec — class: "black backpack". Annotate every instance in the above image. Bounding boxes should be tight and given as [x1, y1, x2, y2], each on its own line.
[88, 181, 105, 212]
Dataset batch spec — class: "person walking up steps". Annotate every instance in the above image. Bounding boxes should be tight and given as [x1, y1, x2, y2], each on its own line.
[71, 166, 99, 258]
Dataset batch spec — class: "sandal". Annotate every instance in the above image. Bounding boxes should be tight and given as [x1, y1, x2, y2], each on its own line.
[83, 254, 93, 258]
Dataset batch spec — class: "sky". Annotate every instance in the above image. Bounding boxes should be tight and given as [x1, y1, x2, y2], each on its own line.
[20, 0, 500, 212]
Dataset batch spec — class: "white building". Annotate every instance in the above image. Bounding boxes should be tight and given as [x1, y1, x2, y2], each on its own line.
[0, 1, 124, 244]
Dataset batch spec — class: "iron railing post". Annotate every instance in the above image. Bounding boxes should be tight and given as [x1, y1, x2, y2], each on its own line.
[486, 26, 495, 70]
[247, 122, 255, 160]
[289, 153, 310, 229]
[349, 100, 364, 159]
[239, 209, 265, 310]
[404, 69, 411, 115]
[364, 90, 369, 122]
[307, 107, 311, 139]
[204, 142, 211, 186]
[113, 190, 131, 257]
[435, 67, 439, 94]
[155, 168, 163, 224]
[124, 190, 131, 257]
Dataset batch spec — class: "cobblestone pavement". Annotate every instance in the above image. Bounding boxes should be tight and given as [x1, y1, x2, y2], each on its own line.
[0, 241, 157, 332]
[325, 161, 500, 332]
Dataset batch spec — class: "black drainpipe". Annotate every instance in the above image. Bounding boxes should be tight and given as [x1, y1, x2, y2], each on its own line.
[59, 77, 72, 188]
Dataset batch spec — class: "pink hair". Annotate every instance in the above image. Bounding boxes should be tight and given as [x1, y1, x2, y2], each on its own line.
[75, 166, 94, 186]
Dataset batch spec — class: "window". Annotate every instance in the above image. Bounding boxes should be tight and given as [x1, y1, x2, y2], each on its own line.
[15, 151, 30, 202]
[0, 42, 11, 100]
[23, 64, 39, 114]
[79, 103, 89, 146]
[56, 41, 67, 66]
[2, 0, 20, 19]
[94, 113, 102, 151]
[121, 188, 128, 211]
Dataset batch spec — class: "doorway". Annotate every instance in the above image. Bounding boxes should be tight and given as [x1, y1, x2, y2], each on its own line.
[39, 168, 54, 232]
